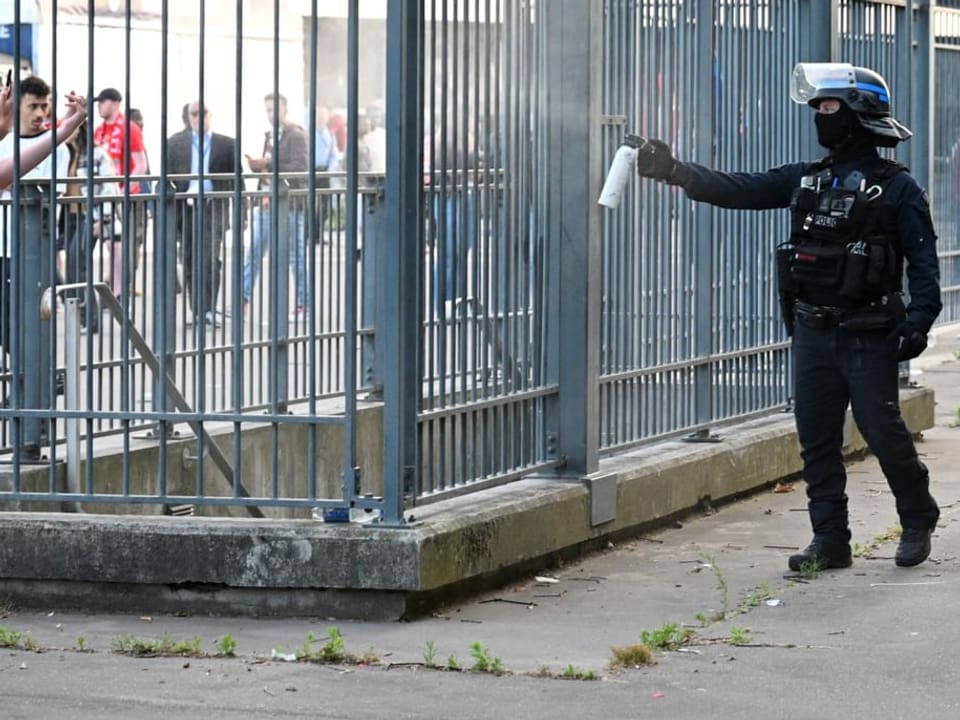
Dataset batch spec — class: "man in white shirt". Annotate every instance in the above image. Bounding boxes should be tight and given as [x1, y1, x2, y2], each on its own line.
[0, 78, 84, 190]
[0, 76, 85, 457]
[0, 76, 73, 349]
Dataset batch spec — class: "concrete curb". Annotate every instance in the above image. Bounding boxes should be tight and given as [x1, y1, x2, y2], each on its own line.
[0, 387, 934, 619]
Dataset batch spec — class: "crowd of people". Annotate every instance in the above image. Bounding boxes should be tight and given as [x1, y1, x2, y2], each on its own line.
[0, 73, 390, 340]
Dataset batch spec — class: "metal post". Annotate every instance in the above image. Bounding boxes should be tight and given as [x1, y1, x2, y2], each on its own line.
[273, 182, 290, 412]
[692, 0, 715, 435]
[361, 188, 385, 396]
[382, 0, 422, 524]
[19, 186, 43, 458]
[343, 0, 361, 510]
[800, 0, 838, 162]
[153, 183, 178, 428]
[909, 0, 933, 191]
[905, 0, 934, 387]
[64, 297, 81, 511]
[542, 0, 603, 475]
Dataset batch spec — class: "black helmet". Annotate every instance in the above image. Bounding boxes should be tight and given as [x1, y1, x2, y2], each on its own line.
[790, 63, 911, 147]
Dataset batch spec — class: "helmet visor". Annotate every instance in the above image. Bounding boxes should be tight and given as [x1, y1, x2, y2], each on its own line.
[790, 62, 856, 104]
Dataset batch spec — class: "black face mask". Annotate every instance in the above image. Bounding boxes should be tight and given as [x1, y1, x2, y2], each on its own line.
[814, 106, 857, 149]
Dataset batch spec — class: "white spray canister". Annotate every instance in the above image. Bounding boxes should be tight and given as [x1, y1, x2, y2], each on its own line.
[597, 134, 643, 209]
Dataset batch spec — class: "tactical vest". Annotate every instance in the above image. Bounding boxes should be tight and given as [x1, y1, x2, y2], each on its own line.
[778, 158, 905, 310]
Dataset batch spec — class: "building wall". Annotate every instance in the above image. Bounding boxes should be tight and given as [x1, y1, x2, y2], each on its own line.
[34, 0, 310, 174]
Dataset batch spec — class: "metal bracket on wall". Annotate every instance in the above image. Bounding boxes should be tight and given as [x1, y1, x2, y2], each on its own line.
[600, 114, 628, 126]
[545, 431, 558, 459]
[585, 473, 617, 527]
[683, 428, 722, 444]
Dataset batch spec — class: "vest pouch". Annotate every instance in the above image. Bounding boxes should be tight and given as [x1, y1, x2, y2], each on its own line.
[790, 242, 846, 287]
[776, 243, 798, 294]
[792, 186, 818, 212]
[865, 244, 886, 286]
[839, 241, 870, 299]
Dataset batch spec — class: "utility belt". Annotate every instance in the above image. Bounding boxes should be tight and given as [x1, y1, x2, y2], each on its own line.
[793, 296, 903, 332]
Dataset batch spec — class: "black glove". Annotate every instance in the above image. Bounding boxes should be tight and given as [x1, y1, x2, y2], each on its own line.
[635, 138, 676, 180]
[887, 322, 928, 362]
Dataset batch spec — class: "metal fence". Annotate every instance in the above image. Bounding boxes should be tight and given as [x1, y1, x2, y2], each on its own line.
[0, 0, 956, 523]
[934, 3, 960, 322]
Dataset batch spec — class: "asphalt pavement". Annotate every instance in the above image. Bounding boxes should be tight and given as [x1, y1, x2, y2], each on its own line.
[2, 326, 960, 719]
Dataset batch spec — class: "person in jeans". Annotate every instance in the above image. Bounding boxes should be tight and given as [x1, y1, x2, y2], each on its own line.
[243, 92, 309, 320]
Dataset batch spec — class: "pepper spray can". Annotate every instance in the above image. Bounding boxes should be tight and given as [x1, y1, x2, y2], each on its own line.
[598, 134, 643, 209]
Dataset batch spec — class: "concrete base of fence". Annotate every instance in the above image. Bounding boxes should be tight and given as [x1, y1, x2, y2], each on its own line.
[0, 387, 934, 620]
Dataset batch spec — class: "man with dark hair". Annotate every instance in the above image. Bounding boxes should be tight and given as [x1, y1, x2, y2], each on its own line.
[166, 100, 237, 327]
[0, 76, 85, 424]
[243, 92, 309, 320]
[0, 83, 85, 189]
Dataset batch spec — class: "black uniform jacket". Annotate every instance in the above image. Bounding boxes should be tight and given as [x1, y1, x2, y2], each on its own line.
[668, 146, 942, 333]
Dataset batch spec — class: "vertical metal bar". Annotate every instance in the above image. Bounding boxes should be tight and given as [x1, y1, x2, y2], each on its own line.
[20, 187, 42, 456]
[46, 0, 61, 480]
[305, 0, 319, 503]
[542, 0, 602, 476]
[231, 0, 246, 498]
[8, 1, 22, 477]
[910, 0, 934, 191]
[361, 190, 384, 393]
[383, 0, 423, 523]
[155, 0, 172, 497]
[800, 0, 836, 205]
[64, 298, 81, 503]
[343, 0, 360, 505]
[692, 0, 714, 431]
[81, 4, 102, 448]
[274, 187, 290, 411]
[192, 0, 209, 502]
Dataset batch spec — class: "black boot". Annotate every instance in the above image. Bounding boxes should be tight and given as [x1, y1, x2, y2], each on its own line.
[788, 540, 852, 572]
[895, 528, 932, 567]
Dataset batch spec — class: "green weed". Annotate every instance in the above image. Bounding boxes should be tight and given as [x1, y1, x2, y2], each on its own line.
[738, 581, 771, 613]
[640, 623, 695, 650]
[111, 634, 204, 657]
[0, 626, 23, 648]
[469, 641, 503, 673]
[423, 640, 438, 667]
[730, 626, 751, 645]
[215, 634, 237, 657]
[799, 559, 821, 579]
[698, 552, 730, 620]
[561, 664, 599, 680]
[296, 627, 377, 665]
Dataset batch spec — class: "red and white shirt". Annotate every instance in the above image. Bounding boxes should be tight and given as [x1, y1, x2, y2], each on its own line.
[93, 113, 145, 193]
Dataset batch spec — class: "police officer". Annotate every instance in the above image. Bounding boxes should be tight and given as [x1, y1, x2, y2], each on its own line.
[634, 63, 941, 570]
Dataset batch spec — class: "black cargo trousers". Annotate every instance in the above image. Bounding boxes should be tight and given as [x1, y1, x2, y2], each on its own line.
[792, 307, 940, 546]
